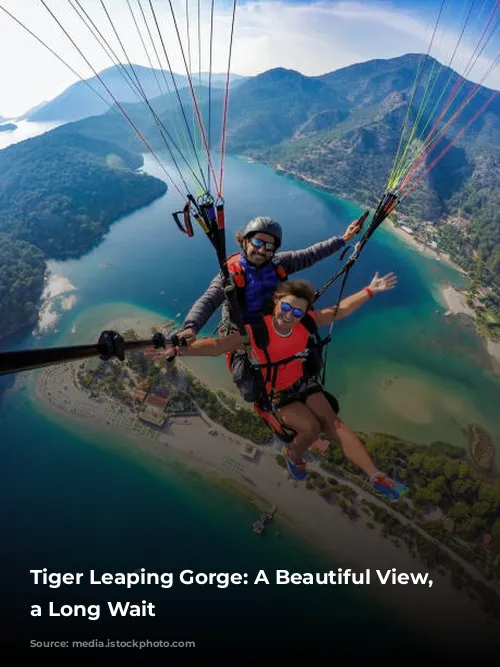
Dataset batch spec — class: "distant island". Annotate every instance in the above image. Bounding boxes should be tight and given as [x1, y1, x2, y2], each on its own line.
[0, 122, 16, 132]
[0, 129, 167, 343]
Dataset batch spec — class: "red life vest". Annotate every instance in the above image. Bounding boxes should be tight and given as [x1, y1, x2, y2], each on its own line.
[245, 313, 317, 393]
[226, 252, 287, 290]
[224, 252, 288, 372]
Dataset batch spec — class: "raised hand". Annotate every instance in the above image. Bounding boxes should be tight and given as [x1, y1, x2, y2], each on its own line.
[342, 218, 364, 241]
[368, 272, 398, 294]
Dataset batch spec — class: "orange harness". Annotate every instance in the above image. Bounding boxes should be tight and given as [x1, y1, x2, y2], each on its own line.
[223, 253, 288, 373]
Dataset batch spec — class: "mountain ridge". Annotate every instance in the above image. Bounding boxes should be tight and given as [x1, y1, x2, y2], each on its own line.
[27, 65, 248, 122]
[53, 54, 498, 280]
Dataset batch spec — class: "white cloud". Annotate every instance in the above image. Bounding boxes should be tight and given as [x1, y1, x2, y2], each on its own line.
[324, 1, 499, 87]
[0, 0, 498, 118]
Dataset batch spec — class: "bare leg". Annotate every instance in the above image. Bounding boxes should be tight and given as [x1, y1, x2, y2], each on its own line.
[276, 401, 321, 464]
[305, 392, 378, 478]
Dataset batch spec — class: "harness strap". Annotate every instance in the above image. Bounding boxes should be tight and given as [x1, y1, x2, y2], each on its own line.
[252, 351, 308, 367]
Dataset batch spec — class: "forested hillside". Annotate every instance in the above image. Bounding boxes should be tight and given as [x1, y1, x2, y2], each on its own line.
[0, 130, 167, 342]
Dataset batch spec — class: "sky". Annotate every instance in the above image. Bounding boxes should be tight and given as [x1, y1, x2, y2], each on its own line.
[0, 0, 498, 118]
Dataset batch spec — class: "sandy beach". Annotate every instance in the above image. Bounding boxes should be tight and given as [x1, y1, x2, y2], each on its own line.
[385, 218, 466, 272]
[441, 285, 475, 318]
[32, 315, 500, 646]
[343, 213, 499, 377]
[387, 221, 500, 371]
[440, 284, 500, 373]
[267, 168, 499, 380]
[275, 165, 464, 279]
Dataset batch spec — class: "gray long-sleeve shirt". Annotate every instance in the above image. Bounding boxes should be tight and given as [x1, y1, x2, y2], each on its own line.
[182, 235, 346, 333]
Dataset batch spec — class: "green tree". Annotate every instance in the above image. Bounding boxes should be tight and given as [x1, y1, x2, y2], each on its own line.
[456, 516, 486, 541]
[448, 501, 471, 521]
[478, 484, 500, 515]
[452, 477, 479, 499]
[443, 460, 460, 480]
[408, 453, 425, 470]
[412, 486, 441, 505]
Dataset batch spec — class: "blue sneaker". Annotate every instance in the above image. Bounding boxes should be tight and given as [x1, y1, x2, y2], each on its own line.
[372, 473, 408, 501]
[282, 446, 307, 481]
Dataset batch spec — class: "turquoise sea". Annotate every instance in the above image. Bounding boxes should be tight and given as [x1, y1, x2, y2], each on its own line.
[2, 139, 500, 654]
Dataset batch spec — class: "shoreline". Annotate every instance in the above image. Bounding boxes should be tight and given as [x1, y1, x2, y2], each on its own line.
[31, 318, 500, 644]
[439, 284, 500, 374]
[383, 219, 500, 375]
[384, 217, 467, 273]
[271, 164, 500, 374]
[273, 163, 466, 275]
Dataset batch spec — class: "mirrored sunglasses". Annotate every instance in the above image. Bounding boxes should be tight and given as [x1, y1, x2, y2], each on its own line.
[250, 237, 275, 252]
[280, 301, 305, 318]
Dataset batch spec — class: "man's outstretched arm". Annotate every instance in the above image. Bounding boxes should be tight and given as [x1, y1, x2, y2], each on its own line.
[179, 271, 226, 341]
[278, 218, 362, 274]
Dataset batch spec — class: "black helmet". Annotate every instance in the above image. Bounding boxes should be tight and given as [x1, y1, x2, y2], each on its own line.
[242, 216, 282, 249]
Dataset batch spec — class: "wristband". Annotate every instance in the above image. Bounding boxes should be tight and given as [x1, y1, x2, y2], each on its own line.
[364, 287, 373, 299]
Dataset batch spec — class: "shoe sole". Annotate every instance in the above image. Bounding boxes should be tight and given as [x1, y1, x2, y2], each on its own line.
[374, 487, 408, 502]
[282, 446, 306, 481]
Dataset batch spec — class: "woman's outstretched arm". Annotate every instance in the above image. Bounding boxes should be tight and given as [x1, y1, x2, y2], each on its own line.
[315, 272, 397, 327]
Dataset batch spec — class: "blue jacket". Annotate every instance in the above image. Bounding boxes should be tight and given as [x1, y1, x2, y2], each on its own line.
[183, 235, 345, 332]
[238, 254, 282, 323]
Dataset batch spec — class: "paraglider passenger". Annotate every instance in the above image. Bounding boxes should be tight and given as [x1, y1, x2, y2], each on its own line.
[153, 275, 408, 500]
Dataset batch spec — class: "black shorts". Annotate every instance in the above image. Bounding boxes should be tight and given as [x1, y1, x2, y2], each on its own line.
[272, 377, 323, 409]
[272, 378, 340, 414]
